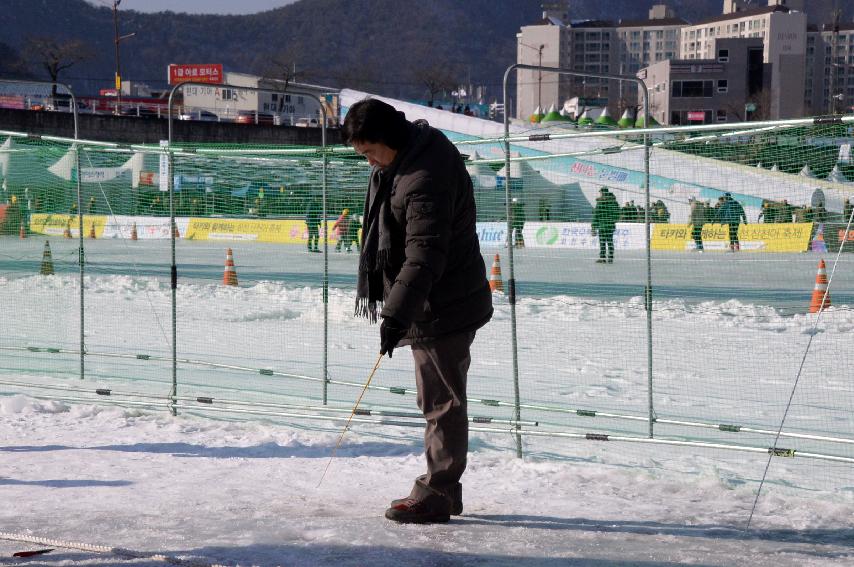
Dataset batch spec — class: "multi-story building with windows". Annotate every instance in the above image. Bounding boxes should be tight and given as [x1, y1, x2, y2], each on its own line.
[678, 3, 807, 118]
[641, 37, 770, 125]
[516, 3, 686, 119]
[805, 22, 854, 116]
[517, 0, 850, 122]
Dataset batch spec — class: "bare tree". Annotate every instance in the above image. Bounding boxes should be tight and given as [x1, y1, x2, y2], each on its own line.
[724, 87, 772, 122]
[23, 36, 92, 97]
[256, 50, 309, 113]
[413, 64, 459, 107]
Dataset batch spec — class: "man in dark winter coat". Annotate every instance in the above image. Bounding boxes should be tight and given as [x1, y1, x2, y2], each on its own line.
[592, 187, 620, 263]
[342, 98, 493, 524]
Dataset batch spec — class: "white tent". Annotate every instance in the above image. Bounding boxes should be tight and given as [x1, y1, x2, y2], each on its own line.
[497, 155, 590, 220]
[49, 146, 146, 188]
[0, 137, 11, 180]
[799, 164, 815, 178]
[827, 164, 850, 184]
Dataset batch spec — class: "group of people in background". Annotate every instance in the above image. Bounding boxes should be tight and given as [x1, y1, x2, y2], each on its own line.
[304, 202, 361, 253]
[425, 101, 476, 116]
[689, 194, 748, 252]
[618, 199, 670, 223]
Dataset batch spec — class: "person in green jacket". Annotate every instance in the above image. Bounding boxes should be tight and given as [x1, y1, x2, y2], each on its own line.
[592, 187, 620, 263]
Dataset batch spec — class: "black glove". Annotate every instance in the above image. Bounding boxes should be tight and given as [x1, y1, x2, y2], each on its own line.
[380, 317, 407, 358]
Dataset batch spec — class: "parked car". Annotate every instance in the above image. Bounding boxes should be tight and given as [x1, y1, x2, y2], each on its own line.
[235, 111, 275, 125]
[178, 110, 219, 122]
[294, 117, 319, 128]
[45, 98, 88, 112]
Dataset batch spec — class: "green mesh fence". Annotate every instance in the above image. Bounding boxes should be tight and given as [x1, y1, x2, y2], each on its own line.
[2, 115, 854, 495]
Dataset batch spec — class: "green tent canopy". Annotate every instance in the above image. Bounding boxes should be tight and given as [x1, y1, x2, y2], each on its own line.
[618, 108, 635, 128]
[634, 112, 659, 128]
[595, 106, 618, 127]
[541, 103, 565, 123]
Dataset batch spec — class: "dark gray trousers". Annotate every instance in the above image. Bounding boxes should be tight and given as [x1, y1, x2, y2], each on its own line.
[411, 330, 476, 492]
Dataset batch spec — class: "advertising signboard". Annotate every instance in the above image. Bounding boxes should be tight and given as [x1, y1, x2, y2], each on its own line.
[168, 64, 224, 85]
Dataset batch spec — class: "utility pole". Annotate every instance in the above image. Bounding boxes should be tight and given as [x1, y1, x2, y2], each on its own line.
[538, 44, 544, 113]
[519, 41, 546, 116]
[112, 0, 136, 114]
[831, 6, 842, 114]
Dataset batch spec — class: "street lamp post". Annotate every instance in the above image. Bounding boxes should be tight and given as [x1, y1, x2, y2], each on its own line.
[113, 0, 136, 114]
[519, 42, 546, 116]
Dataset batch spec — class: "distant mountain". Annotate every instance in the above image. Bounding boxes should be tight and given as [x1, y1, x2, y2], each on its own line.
[1, 0, 851, 100]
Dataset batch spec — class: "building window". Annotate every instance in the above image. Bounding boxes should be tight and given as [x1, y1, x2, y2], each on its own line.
[297, 96, 304, 104]
[271, 93, 278, 101]
[221, 88, 236, 101]
[718, 49, 729, 62]
[716, 109, 727, 122]
[672, 80, 714, 98]
[717, 79, 728, 93]
[285, 95, 291, 102]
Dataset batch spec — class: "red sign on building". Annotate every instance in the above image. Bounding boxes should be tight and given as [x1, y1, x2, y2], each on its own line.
[687, 111, 706, 121]
[168, 64, 224, 85]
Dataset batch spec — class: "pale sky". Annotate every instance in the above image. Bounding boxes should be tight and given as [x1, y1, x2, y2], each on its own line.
[85, 0, 299, 15]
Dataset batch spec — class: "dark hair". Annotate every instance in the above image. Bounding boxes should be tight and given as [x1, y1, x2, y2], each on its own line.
[342, 98, 410, 149]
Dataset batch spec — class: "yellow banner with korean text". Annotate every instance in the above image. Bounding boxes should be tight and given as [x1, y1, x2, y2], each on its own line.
[185, 218, 341, 244]
[651, 223, 813, 253]
[29, 214, 108, 238]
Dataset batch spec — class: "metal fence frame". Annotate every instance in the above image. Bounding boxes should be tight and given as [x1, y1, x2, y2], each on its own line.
[5, 77, 854, 467]
[503, 64, 652, 455]
[167, 81, 330, 411]
[0, 79, 86, 383]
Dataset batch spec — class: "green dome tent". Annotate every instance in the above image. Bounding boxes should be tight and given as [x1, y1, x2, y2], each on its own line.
[634, 112, 659, 128]
[617, 108, 635, 128]
[594, 106, 618, 127]
[541, 103, 565, 123]
[577, 110, 594, 127]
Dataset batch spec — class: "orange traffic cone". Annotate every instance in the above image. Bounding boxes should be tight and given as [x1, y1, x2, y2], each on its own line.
[489, 253, 504, 293]
[88, 223, 96, 239]
[130, 222, 138, 241]
[40, 241, 55, 276]
[63, 219, 72, 239]
[809, 259, 831, 313]
[19, 223, 26, 239]
[223, 248, 238, 286]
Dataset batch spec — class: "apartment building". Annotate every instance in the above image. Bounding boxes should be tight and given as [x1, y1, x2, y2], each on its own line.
[679, 4, 808, 118]
[517, 1, 850, 122]
[641, 37, 770, 125]
[805, 22, 854, 116]
[516, 3, 686, 119]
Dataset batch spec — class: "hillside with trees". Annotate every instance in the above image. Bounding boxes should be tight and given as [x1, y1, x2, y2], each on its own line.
[0, 0, 850, 100]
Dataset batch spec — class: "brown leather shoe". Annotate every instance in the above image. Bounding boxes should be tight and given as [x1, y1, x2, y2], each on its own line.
[390, 476, 462, 516]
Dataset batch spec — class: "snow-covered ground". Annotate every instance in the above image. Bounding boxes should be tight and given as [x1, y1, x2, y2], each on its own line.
[2, 238, 854, 566]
